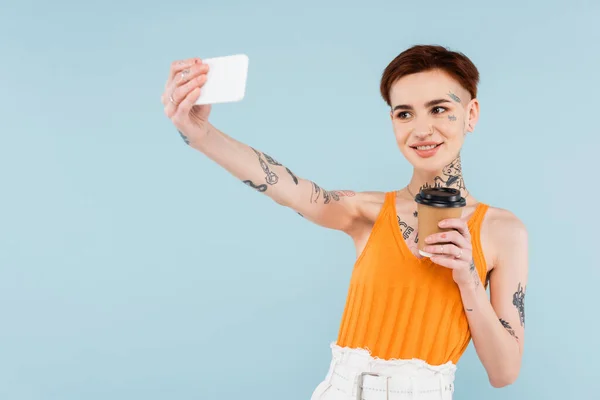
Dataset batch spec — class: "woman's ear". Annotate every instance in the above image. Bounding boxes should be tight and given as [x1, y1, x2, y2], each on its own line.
[466, 98, 480, 133]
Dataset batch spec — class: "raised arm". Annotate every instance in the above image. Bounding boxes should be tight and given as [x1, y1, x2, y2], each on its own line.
[193, 123, 364, 233]
[161, 57, 365, 234]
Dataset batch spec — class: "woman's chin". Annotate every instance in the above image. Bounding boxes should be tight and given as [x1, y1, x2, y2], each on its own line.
[407, 157, 445, 173]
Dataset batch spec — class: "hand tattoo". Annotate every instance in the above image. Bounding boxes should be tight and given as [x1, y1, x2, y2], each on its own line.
[513, 283, 526, 327]
[177, 130, 190, 145]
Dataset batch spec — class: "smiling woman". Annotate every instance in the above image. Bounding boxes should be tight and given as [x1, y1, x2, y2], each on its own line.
[161, 44, 528, 400]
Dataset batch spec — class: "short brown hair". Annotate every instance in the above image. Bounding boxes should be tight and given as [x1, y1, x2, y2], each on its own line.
[380, 44, 480, 107]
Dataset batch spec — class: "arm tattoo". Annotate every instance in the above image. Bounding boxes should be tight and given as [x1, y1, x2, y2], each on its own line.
[309, 182, 353, 205]
[448, 91, 461, 103]
[286, 168, 299, 184]
[251, 149, 300, 185]
[262, 153, 282, 166]
[513, 283, 526, 327]
[177, 130, 190, 145]
[243, 180, 267, 192]
[470, 260, 480, 288]
[322, 189, 341, 204]
[310, 181, 322, 203]
[251, 148, 278, 185]
[499, 318, 519, 340]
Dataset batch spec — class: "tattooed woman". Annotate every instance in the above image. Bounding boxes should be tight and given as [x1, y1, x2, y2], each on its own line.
[161, 45, 528, 400]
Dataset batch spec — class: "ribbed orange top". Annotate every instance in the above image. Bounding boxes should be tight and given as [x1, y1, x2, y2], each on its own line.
[336, 191, 489, 366]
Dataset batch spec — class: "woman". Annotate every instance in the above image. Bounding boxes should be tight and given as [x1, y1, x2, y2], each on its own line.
[161, 45, 528, 400]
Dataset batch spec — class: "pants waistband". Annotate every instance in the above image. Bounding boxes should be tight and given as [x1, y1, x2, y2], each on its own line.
[325, 343, 456, 400]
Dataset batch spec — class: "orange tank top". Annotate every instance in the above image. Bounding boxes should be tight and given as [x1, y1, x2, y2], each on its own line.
[336, 191, 489, 366]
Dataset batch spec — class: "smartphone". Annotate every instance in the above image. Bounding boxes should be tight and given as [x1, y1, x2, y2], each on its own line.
[194, 54, 249, 105]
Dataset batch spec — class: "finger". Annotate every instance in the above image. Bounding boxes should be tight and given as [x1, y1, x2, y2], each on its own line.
[163, 65, 209, 108]
[171, 62, 210, 91]
[430, 255, 463, 269]
[168, 58, 201, 83]
[439, 218, 471, 239]
[425, 230, 469, 249]
[423, 243, 462, 258]
[171, 74, 207, 106]
[177, 86, 203, 117]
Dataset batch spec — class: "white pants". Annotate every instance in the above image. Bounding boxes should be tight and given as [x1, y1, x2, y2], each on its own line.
[311, 343, 457, 400]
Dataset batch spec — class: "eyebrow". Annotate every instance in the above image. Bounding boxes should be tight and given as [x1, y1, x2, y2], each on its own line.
[392, 99, 452, 112]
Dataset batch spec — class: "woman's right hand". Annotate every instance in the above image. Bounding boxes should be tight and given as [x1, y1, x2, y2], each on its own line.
[161, 58, 212, 146]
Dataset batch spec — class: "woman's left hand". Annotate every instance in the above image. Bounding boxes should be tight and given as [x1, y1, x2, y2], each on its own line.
[423, 218, 478, 288]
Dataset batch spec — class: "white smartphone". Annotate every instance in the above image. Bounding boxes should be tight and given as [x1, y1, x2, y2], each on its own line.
[194, 54, 249, 105]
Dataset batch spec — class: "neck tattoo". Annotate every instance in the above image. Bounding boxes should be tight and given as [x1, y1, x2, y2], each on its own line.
[405, 156, 469, 199]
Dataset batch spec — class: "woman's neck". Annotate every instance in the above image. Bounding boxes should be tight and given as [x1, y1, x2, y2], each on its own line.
[406, 155, 469, 198]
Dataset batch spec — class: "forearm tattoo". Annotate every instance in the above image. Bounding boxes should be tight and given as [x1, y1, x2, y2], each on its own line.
[470, 260, 480, 288]
[262, 152, 282, 166]
[245, 148, 300, 188]
[242, 147, 353, 205]
[513, 283, 526, 327]
[499, 318, 519, 340]
[286, 168, 299, 184]
[243, 180, 267, 192]
[251, 148, 278, 185]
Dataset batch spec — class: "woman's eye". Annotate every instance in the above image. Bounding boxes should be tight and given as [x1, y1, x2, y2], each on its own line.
[432, 107, 446, 114]
[396, 112, 411, 119]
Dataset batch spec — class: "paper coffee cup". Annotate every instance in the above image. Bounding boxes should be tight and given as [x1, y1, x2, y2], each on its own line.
[414, 187, 466, 258]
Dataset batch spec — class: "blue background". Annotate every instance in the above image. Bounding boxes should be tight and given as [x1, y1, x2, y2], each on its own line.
[1, 0, 597, 399]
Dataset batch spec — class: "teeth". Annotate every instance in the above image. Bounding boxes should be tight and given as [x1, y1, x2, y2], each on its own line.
[416, 144, 437, 150]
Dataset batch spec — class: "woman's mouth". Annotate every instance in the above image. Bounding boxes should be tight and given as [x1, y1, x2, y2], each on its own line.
[410, 142, 443, 158]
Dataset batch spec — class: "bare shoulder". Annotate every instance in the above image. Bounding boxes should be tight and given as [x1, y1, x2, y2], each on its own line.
[482, 205, 528, 266]
[485, 206, 528, 237]
[354, 191, 387, 223]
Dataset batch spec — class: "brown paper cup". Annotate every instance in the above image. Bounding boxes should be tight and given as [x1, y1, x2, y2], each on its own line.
[413, 187, 467, 258]
[417, 204, 464, 257]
